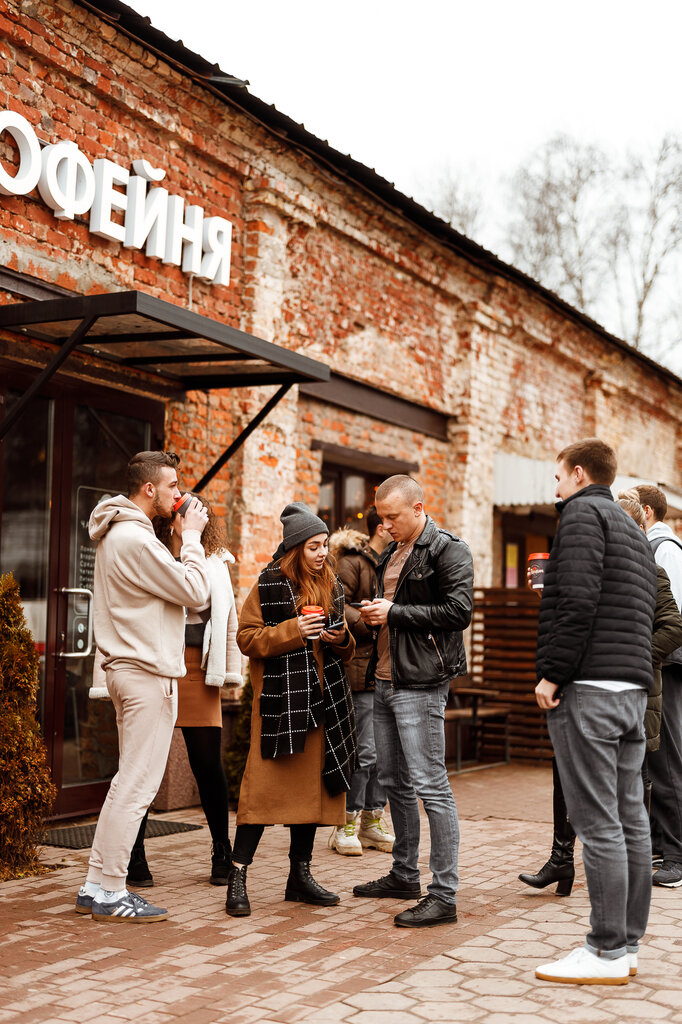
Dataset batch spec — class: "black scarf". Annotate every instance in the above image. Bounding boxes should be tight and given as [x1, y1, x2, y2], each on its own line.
[258, 563, 357, 796]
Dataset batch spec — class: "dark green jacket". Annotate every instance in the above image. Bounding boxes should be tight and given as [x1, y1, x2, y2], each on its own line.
[647, 566, 682, 751]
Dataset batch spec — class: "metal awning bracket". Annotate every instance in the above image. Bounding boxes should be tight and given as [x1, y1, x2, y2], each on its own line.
[0, 314, 99, 441]
[193, 384, 292, 491]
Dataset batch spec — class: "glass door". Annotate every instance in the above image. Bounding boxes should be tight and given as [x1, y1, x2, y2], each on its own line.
[0, 368, 164, 817]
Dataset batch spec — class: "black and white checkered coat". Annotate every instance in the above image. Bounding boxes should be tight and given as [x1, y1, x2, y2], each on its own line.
[258, 564, 357, 796]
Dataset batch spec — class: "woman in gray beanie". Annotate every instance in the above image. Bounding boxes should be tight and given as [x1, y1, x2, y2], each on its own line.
[226, 504, 357, 916]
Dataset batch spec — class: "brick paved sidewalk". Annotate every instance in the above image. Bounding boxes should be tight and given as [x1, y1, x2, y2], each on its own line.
[2, 763, 681, 1024]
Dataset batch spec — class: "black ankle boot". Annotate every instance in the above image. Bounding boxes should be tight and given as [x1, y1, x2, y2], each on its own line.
[285, 860, 340, 906]
[225, 865, 250, 916]
[210, 840, 233, 886]
[126, 846, 154, 888]
[519, 757, 576, 896]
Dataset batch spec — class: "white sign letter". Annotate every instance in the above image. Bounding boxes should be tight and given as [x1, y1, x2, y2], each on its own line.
[90, 159, 129, 242]
[124, 176, 168, 259]
[38, 142, 96, 219]
[0, 111, 42, 196]
[200, 217, 232, 285]
[164, 195, 204, 275]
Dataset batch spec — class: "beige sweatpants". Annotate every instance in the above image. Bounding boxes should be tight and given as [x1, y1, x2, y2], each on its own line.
[87, 666, 178, 891]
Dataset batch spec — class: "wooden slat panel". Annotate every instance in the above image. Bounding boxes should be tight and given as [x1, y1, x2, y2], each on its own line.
[468, 587, 551, 763]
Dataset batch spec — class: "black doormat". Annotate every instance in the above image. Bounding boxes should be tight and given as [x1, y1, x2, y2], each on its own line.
[43, 819, 203, 849]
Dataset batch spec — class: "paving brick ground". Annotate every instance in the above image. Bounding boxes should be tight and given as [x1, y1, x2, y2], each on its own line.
[2, 763, 681, 1024]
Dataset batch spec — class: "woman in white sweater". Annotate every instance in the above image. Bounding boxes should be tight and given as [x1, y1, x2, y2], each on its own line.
[127, 493, 242, 887]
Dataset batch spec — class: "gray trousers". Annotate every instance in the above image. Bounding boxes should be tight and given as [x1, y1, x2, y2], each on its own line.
[548, 685, 651, 957]
[648, 665, 682, 863]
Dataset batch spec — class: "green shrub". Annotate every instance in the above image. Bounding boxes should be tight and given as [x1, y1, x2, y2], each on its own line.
[0, 573, 56, 879]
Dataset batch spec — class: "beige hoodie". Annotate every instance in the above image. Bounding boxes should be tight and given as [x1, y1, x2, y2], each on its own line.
[89, 495, 210, 678]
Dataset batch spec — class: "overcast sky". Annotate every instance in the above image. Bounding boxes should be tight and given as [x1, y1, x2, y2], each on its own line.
[134, 0, 682, 365]
[135, 0, 682, 209]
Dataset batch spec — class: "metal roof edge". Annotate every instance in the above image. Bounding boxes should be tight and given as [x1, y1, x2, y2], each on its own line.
[54, 1, 682, 392]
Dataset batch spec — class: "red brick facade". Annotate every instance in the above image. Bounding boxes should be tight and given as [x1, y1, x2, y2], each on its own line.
[2, 0, 682, 606]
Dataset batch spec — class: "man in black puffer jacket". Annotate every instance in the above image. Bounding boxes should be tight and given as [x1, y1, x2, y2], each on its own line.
[535, 438, 657, 987]
[353, 475, 474, 930]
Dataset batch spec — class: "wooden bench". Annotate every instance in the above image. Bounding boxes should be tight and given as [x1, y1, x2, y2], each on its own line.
[444, 685, 513, 772]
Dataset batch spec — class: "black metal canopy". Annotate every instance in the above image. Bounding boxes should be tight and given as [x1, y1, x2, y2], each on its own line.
[0, 292, 330, 487]
[0, 290, 329, 390]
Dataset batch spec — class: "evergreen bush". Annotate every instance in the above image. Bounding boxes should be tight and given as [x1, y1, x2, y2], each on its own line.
[0, 573, 56, 879]
[224, 670, 253, 797]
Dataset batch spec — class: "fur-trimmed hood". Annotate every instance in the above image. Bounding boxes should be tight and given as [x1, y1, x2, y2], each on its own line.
[328, 527, 372, 562]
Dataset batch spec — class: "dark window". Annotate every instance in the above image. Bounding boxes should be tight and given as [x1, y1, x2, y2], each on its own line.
[318, 465, 383, 534]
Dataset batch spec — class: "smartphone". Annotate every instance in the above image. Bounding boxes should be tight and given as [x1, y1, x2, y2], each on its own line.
[326, 620, 345, 631]
[349, 601, 369, 607]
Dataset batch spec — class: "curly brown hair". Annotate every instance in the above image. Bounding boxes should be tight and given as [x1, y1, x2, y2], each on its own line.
[154, 491, 227, 556]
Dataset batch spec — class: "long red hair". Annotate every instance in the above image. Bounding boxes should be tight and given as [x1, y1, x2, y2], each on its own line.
[280, 542, 337, 614]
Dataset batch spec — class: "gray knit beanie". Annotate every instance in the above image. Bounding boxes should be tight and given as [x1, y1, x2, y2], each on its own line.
[272, 502, 329, 561]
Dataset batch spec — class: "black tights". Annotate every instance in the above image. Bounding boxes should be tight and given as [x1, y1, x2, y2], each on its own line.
[232, 824, 317, 866]
[133, 726, 230, 852]
[181, 726, 230, 845]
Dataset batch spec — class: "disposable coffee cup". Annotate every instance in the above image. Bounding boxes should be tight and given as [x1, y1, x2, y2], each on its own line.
[301, 604, 324, 638]
[528, 552, 550, 590]
[173, 493, 193, 517]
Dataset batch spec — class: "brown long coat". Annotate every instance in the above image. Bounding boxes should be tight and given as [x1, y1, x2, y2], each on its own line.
[236, 581, 355, 826]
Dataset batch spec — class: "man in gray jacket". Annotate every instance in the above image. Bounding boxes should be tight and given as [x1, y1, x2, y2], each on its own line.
[75, 451, 209, 923]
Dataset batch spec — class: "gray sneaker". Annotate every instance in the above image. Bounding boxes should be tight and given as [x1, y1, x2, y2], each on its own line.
[653, 861, 682, 888]
[75, 890, 93, 915]
[92, 890, 168, 922]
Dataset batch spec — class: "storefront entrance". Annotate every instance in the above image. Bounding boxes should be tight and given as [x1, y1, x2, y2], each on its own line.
[0, 367, 164, 816]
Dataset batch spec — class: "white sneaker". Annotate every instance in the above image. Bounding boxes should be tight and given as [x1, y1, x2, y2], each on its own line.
[328, 814, 362, 856]
[628, 951, 638, 976]
[358, 809, 394, 853]
[535, 946, 629, 985]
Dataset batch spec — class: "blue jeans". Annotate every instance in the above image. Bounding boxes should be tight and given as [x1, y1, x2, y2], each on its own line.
[347, 690, 386, 813]
[373, 678, 459, 903]
[548, 685, 651, 957]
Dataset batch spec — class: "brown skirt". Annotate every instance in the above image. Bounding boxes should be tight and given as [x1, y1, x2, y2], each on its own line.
[176, 646, 222, 728]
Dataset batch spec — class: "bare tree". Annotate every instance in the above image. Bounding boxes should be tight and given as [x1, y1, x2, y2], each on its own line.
[420, 165, 484, 238]
[506, 135, 612, 312]
[504, 134, 682, 362]
[603, 135, 682, 350]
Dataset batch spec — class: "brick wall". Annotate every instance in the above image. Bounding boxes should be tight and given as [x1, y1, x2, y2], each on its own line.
[3, 0, 682, 603]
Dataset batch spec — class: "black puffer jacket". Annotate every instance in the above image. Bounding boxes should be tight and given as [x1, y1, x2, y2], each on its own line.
[537, 484, 657, 691]
[366, 517, 474, 689]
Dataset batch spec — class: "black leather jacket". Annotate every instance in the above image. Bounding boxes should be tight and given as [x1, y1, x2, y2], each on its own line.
[366, 517, 474, 689]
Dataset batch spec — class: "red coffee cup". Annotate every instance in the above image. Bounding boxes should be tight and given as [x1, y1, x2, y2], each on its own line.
[528, 552, 550, 590]
[173, 493, 193, 517]
[301, 604, 324, 638]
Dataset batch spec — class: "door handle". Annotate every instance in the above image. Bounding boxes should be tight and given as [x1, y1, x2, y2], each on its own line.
[59, 587, 94, 658]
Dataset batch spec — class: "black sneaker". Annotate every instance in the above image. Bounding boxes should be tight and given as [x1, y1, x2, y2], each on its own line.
[394, 894, 458, 928]
[92, 890, 168, 922]
[353, 871, 421, 899]
[653, 861, 682, 888]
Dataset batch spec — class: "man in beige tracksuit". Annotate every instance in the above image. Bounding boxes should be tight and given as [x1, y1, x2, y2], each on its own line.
[75, 451, 210, 923]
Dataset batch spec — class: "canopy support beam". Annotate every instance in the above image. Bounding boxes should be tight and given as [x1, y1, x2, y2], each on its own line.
[0, 315, 99, 441]
[193, 384, 292, 492]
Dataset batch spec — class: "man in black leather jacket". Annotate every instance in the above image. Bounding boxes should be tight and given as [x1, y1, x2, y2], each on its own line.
[352, 475, 474, 928]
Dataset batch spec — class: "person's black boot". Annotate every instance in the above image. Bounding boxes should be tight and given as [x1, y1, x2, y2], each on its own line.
[225, 865, 250, 916]
[285, 860, 340, 906]
[126, 811, 153, 888]
[519, 757, 576, 896]
[210, 840, 233, 886]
